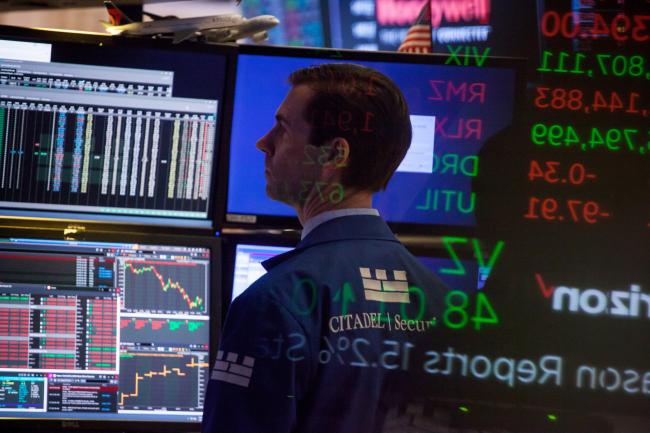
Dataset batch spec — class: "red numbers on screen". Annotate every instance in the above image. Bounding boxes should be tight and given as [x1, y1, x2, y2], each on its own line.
[524, 197, 609, 224]
[310, 110, 374, 133]
[541, 11, 580, 38]
[541, 12, 649, 43]
[535, 87, 644, 116]
[632, 15, 650, 42]
[527, 160, 595, 185]
[535, 87, 583, 111]
[361, 112, 374, 133]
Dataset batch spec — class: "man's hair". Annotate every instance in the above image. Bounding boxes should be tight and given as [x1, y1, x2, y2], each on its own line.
[289, 63, 411, 192]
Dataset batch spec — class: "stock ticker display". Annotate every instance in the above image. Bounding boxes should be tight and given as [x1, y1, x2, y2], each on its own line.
[0, 238, 210, 422]
[0, 35, 228, 228]
[225, 1, 649, 428]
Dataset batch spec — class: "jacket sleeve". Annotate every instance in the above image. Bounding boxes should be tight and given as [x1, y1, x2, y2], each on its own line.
[201, 287, 312, 433]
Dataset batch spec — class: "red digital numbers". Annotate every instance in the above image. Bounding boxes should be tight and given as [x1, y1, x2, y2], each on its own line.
[524, 197, 611, 224]
[528, 160, 596, 185]
[310, 109, 375, 133]
[541, 11, 650, 43]
[534, 87, 647, 117]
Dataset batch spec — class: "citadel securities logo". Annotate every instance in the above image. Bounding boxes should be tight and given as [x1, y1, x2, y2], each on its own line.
[359, 267, 409, 303]
[549, 282, 649, 319]
[329, 312, 436, 333]
[211, 351, 255, 388]
[326, 269, 436, 333]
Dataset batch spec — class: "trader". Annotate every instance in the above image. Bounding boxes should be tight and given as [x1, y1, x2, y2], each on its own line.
[202, 63, 448, 433]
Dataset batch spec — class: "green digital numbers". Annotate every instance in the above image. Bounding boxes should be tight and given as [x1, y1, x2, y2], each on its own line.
[290, 277, 317, 316]
[442, 291, 499, 330]
[443, 291, 469, 329]
[399, 286, 426, 321]
[471, 292, 499, 330]
[537, 50, 649, 79]
[298, 181, 345, 204]
[531, 123, 648, 156]
[332, 282, 356, 315]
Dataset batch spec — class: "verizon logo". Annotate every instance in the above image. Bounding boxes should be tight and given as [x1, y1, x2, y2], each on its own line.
[552, 284, 649, 319]
[431, 0, 490, 28]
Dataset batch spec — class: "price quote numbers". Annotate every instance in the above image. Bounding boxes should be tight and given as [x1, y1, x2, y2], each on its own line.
[541, 11, 650, 43]
[537, 51, 649, 80]
[442, 291, 499, 331]
[524, 197, 611, 224]
[528, 160, 596, 186]
[298, 181, 345, 204]
[531, 124, 649, 156]
[534, 87, 648, 117]
[310, 109, 375, 134]
[317, 335, 416, 371]
[303, 144, 348, 168]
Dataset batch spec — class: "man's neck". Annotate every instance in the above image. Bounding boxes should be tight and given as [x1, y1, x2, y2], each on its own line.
[296, 189, 373, 227]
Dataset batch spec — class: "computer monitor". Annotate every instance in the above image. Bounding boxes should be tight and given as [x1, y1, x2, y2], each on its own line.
[240, 0, 326, 47]
[229, 242, 479, 302]
[231, 243, 292, 301]
[225, 45, 523, 230]
[326, 0, 535, 55]
[0, 235, 219, 431]
[0, 26, 234, 229]
[327, 0, 426, 51]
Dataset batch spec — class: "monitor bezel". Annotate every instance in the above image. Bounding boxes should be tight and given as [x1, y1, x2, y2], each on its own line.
[219, 43, 527, 237]
[0, 225, 222, 433]
[0, 24, 237, 234]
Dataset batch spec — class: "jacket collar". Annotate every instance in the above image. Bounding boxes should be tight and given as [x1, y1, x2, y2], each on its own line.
[262, 215, 399, 271]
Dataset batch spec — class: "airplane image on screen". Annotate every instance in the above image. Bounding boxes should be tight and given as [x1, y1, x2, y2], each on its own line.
[101, 1, 279, 44]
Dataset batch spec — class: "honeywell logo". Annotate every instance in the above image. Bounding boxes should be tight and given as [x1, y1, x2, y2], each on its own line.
[376, 0, 428, 26]
[377, 0, 491, 27]
[552, 284, 649, 319]
[430, 0, 490, 28]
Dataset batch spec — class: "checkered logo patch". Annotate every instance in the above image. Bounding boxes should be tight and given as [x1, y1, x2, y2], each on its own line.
[211, 351, 255, 388]
[359, 267, 410, 303]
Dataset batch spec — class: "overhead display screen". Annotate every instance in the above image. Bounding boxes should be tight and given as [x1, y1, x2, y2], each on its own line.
[241, 0, 325, 46]
[0, 237, 212, 423]
[327, 0, 535, 55]
[0, 30, 231, 228]
[226, 50, 519, 228]
[328, 0, 429, 51]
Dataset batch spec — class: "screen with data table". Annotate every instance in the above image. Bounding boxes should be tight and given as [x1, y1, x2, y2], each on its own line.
[0, 237, 212, 423]
[0, 29, 231, 228]
[231, 244, 292, 301]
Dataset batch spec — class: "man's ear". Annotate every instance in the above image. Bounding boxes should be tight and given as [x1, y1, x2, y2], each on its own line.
[330, 137, 350, 169]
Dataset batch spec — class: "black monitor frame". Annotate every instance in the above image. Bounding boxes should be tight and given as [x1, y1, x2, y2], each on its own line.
[0, 25, 237, 235]
[0, 224, 222, 433]
[218, 43, 527, 237]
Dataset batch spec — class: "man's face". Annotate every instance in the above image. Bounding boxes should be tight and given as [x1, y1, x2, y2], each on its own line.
[256, 85, 320, 206]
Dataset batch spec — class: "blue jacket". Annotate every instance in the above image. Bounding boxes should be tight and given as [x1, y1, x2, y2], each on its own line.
[202, 215, 448, 433]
